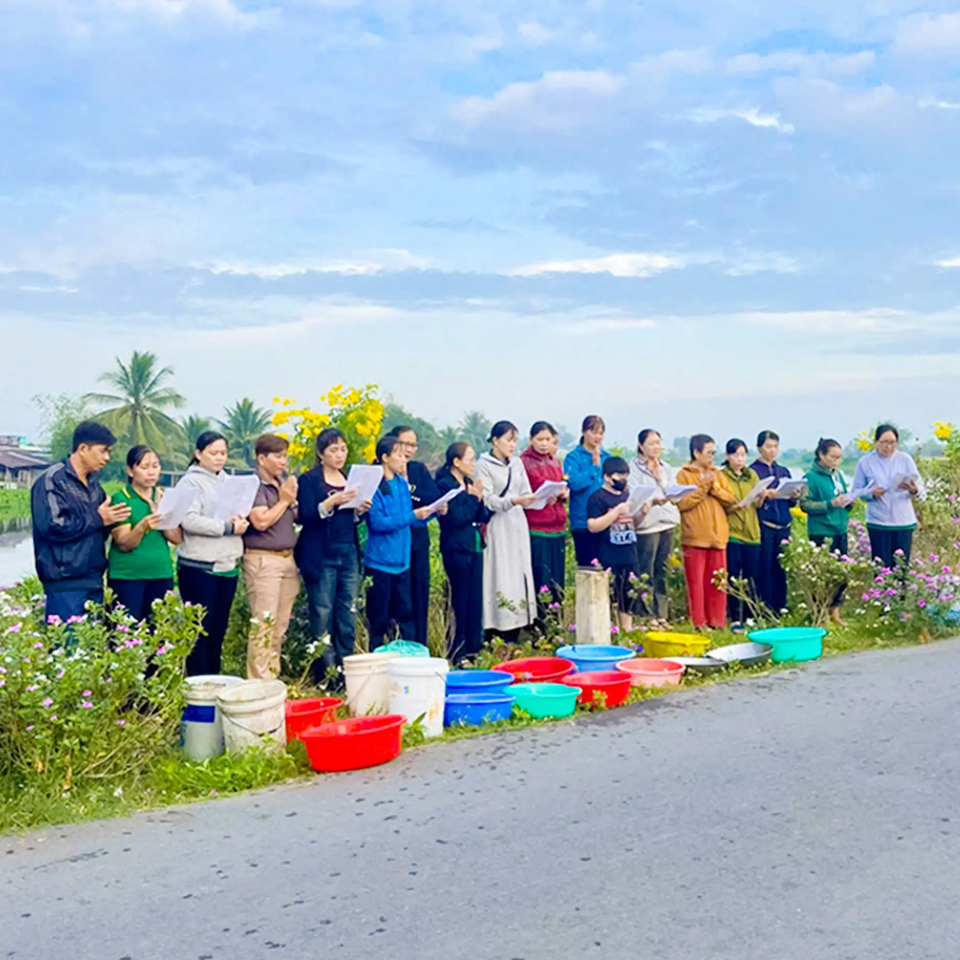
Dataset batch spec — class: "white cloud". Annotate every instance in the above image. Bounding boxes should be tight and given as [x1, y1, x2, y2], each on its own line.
[684, 106, 795, 134]
[561, 316, 656, 334]
[202, 249, 432, 278]
[920, 99, 960, 111]
[725, 251, 802, 276]
[739, 307, 914, 334]
[894, 12, 960, 55]
[726, 50, 874, 77]
[506, 252, 686, 278]
[774, 78, 910, 129]
[517, 21, 554, 46]
[934, 257, 960, 268]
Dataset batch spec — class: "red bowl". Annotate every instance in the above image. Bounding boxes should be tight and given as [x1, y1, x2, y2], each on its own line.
[300, 715, 405, 773]
[561, 670, 632, 708]
[491, 657, 576, 684]
[285, 697, 343, 742]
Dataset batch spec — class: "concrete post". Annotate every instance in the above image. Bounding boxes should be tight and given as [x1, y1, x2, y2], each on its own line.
[575, 567, 611, 645]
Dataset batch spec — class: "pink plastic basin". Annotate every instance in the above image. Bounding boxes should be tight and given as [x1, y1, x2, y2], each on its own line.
[617, 657, 685, 688]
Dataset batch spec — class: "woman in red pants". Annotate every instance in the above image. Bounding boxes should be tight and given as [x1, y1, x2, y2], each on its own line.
[676, 435, 736, 629]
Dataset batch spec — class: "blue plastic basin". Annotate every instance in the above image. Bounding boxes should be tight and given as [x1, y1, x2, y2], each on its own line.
[444, 692, 515, 727]
[445, 669, 515, 694]
[746, 626, 826, 663]
[555, 644, 637, 673]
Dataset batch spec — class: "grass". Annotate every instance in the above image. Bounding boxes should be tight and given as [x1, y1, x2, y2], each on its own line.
[0, 488, 30, 522]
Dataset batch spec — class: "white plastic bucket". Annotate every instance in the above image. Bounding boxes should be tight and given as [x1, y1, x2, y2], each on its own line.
[181, 674, 244, 761]
[343, 651, 400, 717]
[387, 657, 450, 738]
[217, 679, 288, 754]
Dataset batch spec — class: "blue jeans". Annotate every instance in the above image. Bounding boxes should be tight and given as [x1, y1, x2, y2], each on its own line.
[44, 585, 104, 625]
[305, 543, 360, 667]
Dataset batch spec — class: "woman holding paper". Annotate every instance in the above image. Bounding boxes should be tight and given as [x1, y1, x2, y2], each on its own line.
[436, 443, 490, 662]
[297, 428, 368, 677]
[107, 445, 181, 623]
[628, 429, 680, 627]
[521, 421, 568, 612]
[677, 435, 736, 629]
[476, 421, 538, 641]
[564, 415, 610, 566]
[802, 439, 854, 624]
[177, 431, 250, 676]
[751, 430, 795, 616]
[853, 424, 924, 568]
[365, 435, 443, 649]
[720, 439, 763, 629]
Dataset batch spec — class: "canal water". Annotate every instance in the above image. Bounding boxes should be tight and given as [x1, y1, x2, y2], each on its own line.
[0, 516, 34, 589]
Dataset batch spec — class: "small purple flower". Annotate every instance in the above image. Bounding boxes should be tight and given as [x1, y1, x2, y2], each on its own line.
[117, 624, 130, 634]
[25, 725, 33, 732]
[82, 690, 92, 697]
[66, 614, 85, 625]
[610, 625, 620, 634]
[32, 641, 44, 650]
[25, 684, 38, 693]
[894, 549, 905, 557]
[116, 720, 126, 727]
[41, 697, 53, 707]
[7, 622, 21, 634]
[50, 714, 57, 721]
[539, 585, 550, 594]
[81, 700, 93, 709]
[569, 624, 577, 632]
[46, 615, 62, 626]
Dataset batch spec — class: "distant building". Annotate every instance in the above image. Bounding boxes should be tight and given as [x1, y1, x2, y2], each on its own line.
[0, 437, 52, 489]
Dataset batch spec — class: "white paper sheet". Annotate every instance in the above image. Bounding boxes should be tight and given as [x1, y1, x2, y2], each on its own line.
[891, 472, 915, 492]
[839, 485, 873, 505]
[627, 482, 658, 515]
[338, 464, 384, 510]
[213, 475, 262, 522]
[529, 480, 567, 511]
[736, 475, 776, 508]
[156, 484, 198, 531]
[769, 479, 807, 499]
[425, 486, 463, 513]
[665, 483, 698, 502]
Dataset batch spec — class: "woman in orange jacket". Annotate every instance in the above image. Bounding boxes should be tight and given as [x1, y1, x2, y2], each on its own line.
[676, 434, 736, 629]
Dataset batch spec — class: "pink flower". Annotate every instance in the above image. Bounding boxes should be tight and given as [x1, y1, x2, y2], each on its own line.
[82, 690, 91, 697]
[116, 720, 126, 727]
[46, 615, 62, 626]
[81, 700, 93, 709]
[569, 624, 577, 632]
[25, 684, 37, 693]
[539, 585, 550, 594]
[41, 698, 53, 707]
[66, 615, 85, 625]
[917, 599, 927, 608]
[610, 625, 620, 634]
[7, 623, 21, 634]
[25, 725, 33, 732]
[50, 714, 57, 721]
[32, 641, 44, 650]
[894, 549, 905, 557]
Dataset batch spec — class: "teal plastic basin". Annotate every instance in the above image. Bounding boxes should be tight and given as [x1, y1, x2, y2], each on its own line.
[510, 682, 579, 720]
[746, 626, 826, 663]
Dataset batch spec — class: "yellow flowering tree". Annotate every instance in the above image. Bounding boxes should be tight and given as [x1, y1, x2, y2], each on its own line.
[854, 431, 873, 452]
[270, 384, 384, 471]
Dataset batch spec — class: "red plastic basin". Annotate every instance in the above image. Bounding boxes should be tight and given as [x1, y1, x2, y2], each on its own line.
[561, 670, 632, 708]
[285, 697, 344, 742]
[300, 715, 405, 773]
[492, 656, 576, 684]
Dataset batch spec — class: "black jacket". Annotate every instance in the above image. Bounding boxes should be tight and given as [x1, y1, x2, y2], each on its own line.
[295, 465, 361, 581]
[407, 460, 440, 553]
[30, 459, 109, 591]
[435, 466, 491, 555]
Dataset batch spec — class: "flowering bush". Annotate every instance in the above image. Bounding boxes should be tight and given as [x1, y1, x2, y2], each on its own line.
[0, 586, 203, 797]
[271, 384, 384, 471]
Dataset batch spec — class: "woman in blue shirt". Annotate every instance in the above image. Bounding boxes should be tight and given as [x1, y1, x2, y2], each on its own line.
[563, 415, 610, 567]
[750, 430, 794, 615]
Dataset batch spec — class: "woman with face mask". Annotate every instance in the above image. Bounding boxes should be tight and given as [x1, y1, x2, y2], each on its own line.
[721, 439, 763, 630]
[475, 421, 538, 642]
[435, 443, 490, 662]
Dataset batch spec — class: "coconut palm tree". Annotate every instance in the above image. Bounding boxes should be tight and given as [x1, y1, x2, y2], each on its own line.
[84, 351, 186, 453]
[457, 411, 493, 455]
[217, 399, 273, 466]
[166, 414, 213, 469]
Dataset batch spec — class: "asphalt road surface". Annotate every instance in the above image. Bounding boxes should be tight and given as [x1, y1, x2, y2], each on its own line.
[4, 640, 960, 960]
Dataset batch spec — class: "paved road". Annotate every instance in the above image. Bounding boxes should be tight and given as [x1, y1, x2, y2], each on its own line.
[4, 641, 960, 960]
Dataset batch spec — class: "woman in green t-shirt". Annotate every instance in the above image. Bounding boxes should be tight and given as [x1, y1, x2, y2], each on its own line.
[108, 445, 182, 622]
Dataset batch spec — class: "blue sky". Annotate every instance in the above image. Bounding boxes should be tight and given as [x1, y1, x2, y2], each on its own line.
[2, 0, 960, 451]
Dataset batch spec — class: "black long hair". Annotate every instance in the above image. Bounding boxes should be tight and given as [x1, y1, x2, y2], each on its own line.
[191, 431, 227, 466]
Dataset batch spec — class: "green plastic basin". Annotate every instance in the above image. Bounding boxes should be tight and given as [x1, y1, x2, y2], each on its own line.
[746, 626, 826, 663]
[509, 682, 579, 719]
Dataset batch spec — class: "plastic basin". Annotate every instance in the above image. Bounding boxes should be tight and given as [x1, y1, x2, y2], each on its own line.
[641, 632, 711, 658]
[747, 627, 826, 663]
[663, 656, 725, 675]
[284, 697, 343, 742]
[555, 644, 637, 673]
[378, 640, 430, 657]
[300, 715, 405, 772]
[617, 658, 685, 688]
[446, 669, 515, 694]
[561, 670, 632, 708]
[492, 657, 576, 684]
[444, 692, 515, 727]
[510, 682, 579, 719]
[706, 642, 772, 668]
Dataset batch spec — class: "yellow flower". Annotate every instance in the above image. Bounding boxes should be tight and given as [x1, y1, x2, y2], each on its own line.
[855, 431, 872, 452]
[790, 504, 806, 519]
[934, 420, 953, 441]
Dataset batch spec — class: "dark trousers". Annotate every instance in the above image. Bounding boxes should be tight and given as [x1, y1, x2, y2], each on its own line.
[443, 549, 484, 662]
[611, 562, 642, 616]
[757, 524, 789, 615]
[409, 537, 431, 646]
[636, 529, 673, 619]
[178, 565, 239, 677]
[868, 527, 914, 569]
[811, 533, 848, 606]
[365, 566, 414, 650]
[305, 543, 360, 667]
[572, 530, 597, 567]
[530, 534, 566, 610]
[44, 584, 104, 626]
[109, 577, 174, 623]
[726, 541, 761, 624]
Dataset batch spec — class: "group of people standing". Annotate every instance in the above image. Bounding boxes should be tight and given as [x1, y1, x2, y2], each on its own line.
[31, 416, 925, 680]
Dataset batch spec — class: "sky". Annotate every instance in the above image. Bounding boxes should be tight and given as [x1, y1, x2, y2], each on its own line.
[2, 0, 960, 451]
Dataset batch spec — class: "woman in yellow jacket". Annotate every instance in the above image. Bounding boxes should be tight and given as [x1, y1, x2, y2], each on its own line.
[677, 434, 736, 629]
[720, 439, 763, 630]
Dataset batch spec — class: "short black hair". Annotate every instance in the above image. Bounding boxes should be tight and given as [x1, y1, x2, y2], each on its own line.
[530, 420, 557, 438]
[72, 421, 116, 451]
[689, 434, 714, 457]
[875, 423, 899, 442]
[126, 444, 157, 469]
[489, 421, 518, 443]
[315, 428, 346, 462]
[726, 438, 747, 456]
[757, 430, 779, 448]
[603, 456, 629, 477]
[815, 437, 841, 463]
[387, 424, 415, 439]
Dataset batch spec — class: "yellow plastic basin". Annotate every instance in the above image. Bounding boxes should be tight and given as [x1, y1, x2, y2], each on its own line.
[642, 631, 711, 658]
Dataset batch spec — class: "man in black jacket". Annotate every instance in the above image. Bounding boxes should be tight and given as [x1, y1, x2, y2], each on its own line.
[31, 421, 131, 623]
[388, 425, 439, 646]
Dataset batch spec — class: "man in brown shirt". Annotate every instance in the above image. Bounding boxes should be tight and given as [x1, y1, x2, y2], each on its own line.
[243, 434, 300, 679]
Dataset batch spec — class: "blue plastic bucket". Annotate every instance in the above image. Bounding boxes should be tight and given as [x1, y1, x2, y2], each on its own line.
[446, 669, 515, 694]
[444, 692, 515, 727]
[746, 627, 826, 663]
[555, 644, 637, 673]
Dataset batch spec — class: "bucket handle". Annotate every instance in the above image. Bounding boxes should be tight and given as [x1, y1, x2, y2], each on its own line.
[224, 716, 284, 738]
